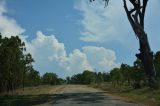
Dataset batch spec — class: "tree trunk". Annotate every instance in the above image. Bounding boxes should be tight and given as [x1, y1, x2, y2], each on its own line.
[136, 32, 157, 88]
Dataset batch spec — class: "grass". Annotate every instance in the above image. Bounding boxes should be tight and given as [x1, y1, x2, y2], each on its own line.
[91, 83, 160, 106]
[0, 85, 56, 106]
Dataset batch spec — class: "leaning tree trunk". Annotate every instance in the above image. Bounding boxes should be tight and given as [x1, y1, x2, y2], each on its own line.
[123, 0, 158, 88]
[136, 31, 157, 87]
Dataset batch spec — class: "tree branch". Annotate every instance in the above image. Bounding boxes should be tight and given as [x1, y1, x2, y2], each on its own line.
[123, 0, 137, 34]
[141, 0, 148, 28]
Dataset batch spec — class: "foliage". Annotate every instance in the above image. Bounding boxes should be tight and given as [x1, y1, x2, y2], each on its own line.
[0, 34, 65, 94]
[67, 70, 110, 85]
[0, 34, 40, 93]
[42, 72, 64, 85]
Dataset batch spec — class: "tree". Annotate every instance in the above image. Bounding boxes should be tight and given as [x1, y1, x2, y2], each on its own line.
[82, 70, 96, 84]
[96, 72, 104, 83]
[0, 35, 38, 93]
[90, 0, 157, 88]
[102, 72, 111, 82]
[25, 69, 41, 86]
[110, 68, 123, 88]
[21, 53, 35, 89]
[0, 36, 26, 92]
[132, 59, 146, 88]
[42, 72, 58, 85]
[66, 76, 71, 84]
[68, 70, 96, 85]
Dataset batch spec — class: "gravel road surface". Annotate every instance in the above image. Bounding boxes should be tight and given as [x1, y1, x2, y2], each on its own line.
[34, 85, 145, 106]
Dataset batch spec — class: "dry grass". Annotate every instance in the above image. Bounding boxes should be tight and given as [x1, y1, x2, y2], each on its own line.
[0, 85, 60, 106]
[91, 83, 160, 106]
[15, 85, 56, 95]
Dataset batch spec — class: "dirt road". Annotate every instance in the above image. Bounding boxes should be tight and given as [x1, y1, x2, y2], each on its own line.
[34, 85, 145, 106]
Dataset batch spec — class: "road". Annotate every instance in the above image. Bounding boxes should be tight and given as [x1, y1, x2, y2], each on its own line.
[33, 85, 145, 106]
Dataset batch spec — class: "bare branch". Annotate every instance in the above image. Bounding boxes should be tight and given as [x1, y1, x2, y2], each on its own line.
[90, 0, 110, 7]
[141, 0, 148, 28]
[123, 0, 137, 34]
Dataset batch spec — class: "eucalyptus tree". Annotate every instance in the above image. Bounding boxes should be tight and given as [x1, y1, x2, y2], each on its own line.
[0, 36, 26, 92]
[0, 35, 39, 93]
[90, 0, 158, 88]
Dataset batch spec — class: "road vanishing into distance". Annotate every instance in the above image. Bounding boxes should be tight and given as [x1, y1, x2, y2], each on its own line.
[34, 85, 145, 106]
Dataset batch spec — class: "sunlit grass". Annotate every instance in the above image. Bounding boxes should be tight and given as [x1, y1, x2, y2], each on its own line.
[91, 83, 160, 106]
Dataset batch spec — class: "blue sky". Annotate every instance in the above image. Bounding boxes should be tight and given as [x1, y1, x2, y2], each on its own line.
[0, 0, 160, 78]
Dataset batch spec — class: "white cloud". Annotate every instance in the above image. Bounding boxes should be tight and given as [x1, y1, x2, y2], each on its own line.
[26, 31, 119, 77]
[75, 0, 130, 43]
[0, 1, 25, 37]
[26, 31, 94, 77]
[63, 49, 93, 75]
[26, 31, 68, 77]
[82, 46, 119, 71]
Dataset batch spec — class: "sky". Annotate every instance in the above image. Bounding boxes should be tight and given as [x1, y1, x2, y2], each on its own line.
[0, 0, 160, 78]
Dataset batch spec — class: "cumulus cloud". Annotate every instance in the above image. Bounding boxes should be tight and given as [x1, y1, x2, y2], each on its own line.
[26, 31, 119, 77]
[26, 31, 94, 77]
[75, 0, 130, 43]
[0, 1, 25, 37]
[82, 46, 119, 71]
[64, 49, 93, 74]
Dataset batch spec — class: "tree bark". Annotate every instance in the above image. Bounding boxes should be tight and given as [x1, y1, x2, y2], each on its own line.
[136, 32, 157, 87]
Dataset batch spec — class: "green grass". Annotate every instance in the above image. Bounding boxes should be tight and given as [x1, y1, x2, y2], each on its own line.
[91, 83, 160, 106]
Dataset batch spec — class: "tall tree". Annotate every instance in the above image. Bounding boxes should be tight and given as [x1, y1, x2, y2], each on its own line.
[0, 35, 39, 93]
[90, 0, 157, 88]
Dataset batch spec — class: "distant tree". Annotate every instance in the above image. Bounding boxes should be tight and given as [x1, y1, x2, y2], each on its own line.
[66, 76, 71, 84]
[68, 70, 96, 85]
[102, 72, 111, 82]
[96, 72, 104, 83]
[56, 78, 65, 85]
[82, 70, 96, 84]
[42, 72, 58, 85]
[110, 68, 123, 88]
[132, 59, 146, 88]
[25, 69, 41, 86]
[120, 64, 132, 85]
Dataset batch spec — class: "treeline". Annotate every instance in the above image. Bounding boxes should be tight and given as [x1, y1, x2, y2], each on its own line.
[110, 52, 160, 89]
[42, 72, 65, 85]
[67, 52, 160, 89]
[0, 35, 65, 94]
[66, 70, 110, 85]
